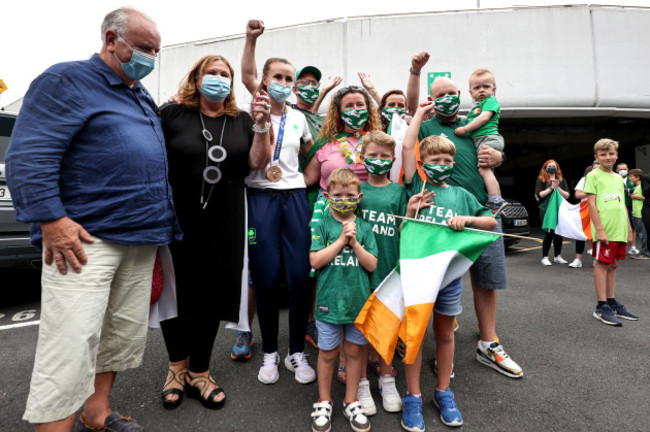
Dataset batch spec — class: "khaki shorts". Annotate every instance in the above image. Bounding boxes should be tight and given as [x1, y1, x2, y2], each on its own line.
[23, 238, 156, 424]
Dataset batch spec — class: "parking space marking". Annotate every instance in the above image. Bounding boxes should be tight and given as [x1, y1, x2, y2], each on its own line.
[0, 320, 40, 331]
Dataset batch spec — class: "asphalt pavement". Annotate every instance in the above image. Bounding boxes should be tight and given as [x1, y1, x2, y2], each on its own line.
[1, 237, 649, 432]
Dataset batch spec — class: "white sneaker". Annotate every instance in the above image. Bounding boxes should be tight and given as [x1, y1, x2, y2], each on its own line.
[378, 375, 402, 412]
[311, 401, 333, 432]
[541, 257, 552, 266]
[554, 255, 568, 264]
[343, 400, 371, 432]
[258, 351, 280, 384]
[357, 377, 377, 416]
[568, 258, 582, 268]
[629, 246, 640, 255]
[284, 351, 316, 384]
[586, 249, 592, 256]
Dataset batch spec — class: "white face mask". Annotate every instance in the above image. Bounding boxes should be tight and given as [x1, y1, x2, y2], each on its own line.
[619, 170, 628, 177]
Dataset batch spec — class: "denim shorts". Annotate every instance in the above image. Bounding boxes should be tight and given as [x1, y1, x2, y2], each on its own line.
[434, 277, 463, 317]
[469, 219, 507, 290]
[316, 320, 368, 350]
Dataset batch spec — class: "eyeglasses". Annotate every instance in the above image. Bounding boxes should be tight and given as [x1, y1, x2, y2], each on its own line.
[296, 79, 319, 88]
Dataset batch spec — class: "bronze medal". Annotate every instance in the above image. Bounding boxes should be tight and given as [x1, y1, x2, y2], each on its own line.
[266, 166, 283, 182]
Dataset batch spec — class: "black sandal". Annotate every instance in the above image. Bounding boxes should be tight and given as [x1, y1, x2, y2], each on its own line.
[161, 367, 188, 410]
[186, 373, 226, 410]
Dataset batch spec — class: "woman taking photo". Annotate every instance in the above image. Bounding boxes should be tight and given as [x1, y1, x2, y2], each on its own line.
[159, 54, 271, 410]
[535, 159, 570, 266]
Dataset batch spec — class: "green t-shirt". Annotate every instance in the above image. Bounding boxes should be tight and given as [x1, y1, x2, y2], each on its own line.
[404, 175, 493, 223]
[584, 168, 628, 242]
[466, 97, 500, 137]
[632, 184, 643, 218]
[359, 181, 408, 290]
[418, 116, 488, 205]
[311, 212, 378, 324]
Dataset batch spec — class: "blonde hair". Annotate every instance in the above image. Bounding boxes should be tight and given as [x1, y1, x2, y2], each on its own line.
[594, 138, 619, 153]
[177, 55, 239, 116]
[419, 136, 456, 159]
[469, 68, 496, 86]
[361, 131, 395, 155]
[318, 86, 382, 143]
[327, 168, 360, 193]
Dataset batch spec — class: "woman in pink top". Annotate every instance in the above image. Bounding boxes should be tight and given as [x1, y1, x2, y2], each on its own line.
[303, 85, 382, 189]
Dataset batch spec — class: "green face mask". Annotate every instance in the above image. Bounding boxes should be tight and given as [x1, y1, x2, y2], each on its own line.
[433, 94, 460, 117]
[297, 85, 320, 104]
[363, 157, 394, 176]
[381, 107, 407, 123]
[327, 196, 359, 215]
[341, 108, 369, 130]
[422, 164, 454, 183]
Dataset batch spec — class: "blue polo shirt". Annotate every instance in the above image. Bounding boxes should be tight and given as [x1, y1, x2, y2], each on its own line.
[6, 53, 181, 247]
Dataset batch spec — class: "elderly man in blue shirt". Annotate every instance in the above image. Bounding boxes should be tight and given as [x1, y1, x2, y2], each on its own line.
[6, 7, 180, 432]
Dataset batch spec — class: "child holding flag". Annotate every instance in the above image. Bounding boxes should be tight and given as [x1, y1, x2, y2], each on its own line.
[309, 168, 378, 432]
[357, 130, 408, 415]
[398, 102, 498, 430]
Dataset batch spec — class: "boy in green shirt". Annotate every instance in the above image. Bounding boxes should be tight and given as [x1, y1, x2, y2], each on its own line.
[453, 69, 506, 212]
[584, 138, 638, 326]
[629, 168, 649, 258]
[309, 168, 378, 432]
[356, 130, 408, 415]
[400, 102, 499, 431]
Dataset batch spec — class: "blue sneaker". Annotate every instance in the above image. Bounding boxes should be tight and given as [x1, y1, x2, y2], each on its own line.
[401, 394, 425, 432]
[305, 321, 318, 349]
[433, 388, 463, 427]
[610, 300, 639, 321]
[593, 304, 622, 326]
[231, 331, 254, 360]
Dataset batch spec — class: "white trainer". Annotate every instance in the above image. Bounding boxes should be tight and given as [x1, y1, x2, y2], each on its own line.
[258, 351, 280, 384]
[284, 351, 316, 384]
[541, 257, 552, 266]
[343, 400, 371, 432]
[554, 255, 568, 264]
[629, 246, 640, 255]
[357, 377, 377, 416]
[378, 375, 402, 412]
[568, 258, 582, 268]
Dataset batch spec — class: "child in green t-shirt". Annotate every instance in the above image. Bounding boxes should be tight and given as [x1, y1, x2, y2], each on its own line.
[453, 68, 506, 212]
[400, 103, 499, 430]
[356, 130, 408, 415]
[629, 168, 649, 257]
[584, 138, 638, 326]
[309, 168, 378, 432]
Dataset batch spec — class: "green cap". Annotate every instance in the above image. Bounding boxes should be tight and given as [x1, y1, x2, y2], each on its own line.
[296, 66, 322, 82]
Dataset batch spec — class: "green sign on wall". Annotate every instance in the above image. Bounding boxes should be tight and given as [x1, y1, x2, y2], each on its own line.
[427, 72, 451, 94]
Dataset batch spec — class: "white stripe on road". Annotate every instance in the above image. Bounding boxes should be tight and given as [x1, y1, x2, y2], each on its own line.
[0, 320, 40, 331]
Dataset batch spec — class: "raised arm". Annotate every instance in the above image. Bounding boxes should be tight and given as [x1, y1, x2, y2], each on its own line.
[241, 20, 264, 95]
[402, 101, 434, 184]
[358, 72, 382, 105]
[406, 52, 430, 116]
[313, 76, 342, 113]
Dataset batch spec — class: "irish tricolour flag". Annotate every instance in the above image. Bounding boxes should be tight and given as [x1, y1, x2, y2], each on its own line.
[355, 219, 499, 364]
[541, 189, 592, 241]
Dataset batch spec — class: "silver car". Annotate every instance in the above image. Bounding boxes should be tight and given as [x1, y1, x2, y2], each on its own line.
[0, 111, 41, 269]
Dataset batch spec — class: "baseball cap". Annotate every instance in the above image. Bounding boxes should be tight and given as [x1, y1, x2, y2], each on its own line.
[296, 66, 322, 82]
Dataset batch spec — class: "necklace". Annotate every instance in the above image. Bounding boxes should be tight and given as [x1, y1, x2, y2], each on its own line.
[200, 111, 227, 209]
[338, 135, 363, 166]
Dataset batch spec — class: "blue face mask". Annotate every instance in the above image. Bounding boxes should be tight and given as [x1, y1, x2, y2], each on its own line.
[115, 35, 156, 81]
[268, 81, 293, 102]
[200, 75, 231, 102]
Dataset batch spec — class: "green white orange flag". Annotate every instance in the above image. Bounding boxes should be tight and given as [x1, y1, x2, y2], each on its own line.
[541, 188, 592, 241]
[355, 219, 499, 364]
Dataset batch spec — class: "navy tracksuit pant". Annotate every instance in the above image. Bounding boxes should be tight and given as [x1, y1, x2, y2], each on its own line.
[247, 188, 312, 354]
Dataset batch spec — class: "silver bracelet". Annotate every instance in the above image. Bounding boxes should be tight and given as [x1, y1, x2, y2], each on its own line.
[409, 67, 421, 76]
[252, 121, 271, 134]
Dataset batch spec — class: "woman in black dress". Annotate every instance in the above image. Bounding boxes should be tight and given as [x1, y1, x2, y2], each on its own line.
[159, 54, 271, 409]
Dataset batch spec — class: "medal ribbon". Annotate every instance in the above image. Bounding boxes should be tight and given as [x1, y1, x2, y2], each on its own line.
[271, 107, 287, 167]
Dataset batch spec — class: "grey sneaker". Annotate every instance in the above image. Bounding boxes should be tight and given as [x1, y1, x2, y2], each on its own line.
[343, 400, 370, 432]
[610, 300, 639, 321]
[593, 304, 622, 326]
[311, 401, 333, 432]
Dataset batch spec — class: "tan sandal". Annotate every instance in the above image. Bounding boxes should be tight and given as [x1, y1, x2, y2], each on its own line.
[161, 366, 188, 410]
[185, 373, 226, 410]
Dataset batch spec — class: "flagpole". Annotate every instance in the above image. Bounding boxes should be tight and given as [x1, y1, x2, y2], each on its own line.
[414, 180, 428, 216]
[389, 214, 541, 242]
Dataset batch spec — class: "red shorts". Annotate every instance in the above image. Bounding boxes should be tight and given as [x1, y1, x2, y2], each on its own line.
[593, 241, 626, 263]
